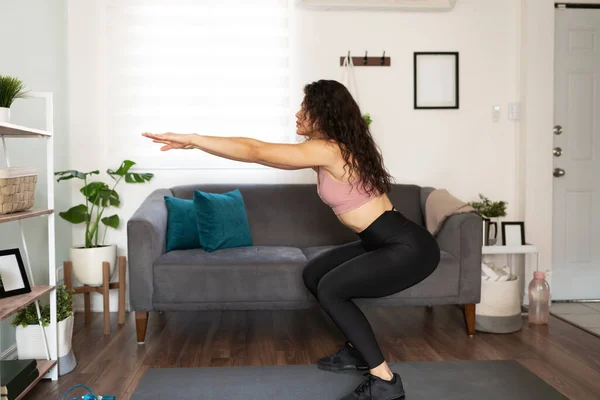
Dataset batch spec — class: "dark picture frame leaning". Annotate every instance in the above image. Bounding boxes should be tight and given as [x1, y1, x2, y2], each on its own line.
[501, 222, 526, 246]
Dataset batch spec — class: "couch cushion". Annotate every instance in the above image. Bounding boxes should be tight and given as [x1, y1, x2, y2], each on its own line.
[301, 245, 336, 261]
[153, 246, 310, 304]
[301, 246, 459, 298]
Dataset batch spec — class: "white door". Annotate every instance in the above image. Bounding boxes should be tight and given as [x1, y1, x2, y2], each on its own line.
[553, 7, 600, 300]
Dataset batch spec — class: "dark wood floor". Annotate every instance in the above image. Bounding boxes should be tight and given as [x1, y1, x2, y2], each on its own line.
[26, 305, 600, 399]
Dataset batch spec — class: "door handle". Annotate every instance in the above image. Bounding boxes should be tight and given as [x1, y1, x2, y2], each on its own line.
[553, 147, 563, 157]
[553, 168, 566, 177]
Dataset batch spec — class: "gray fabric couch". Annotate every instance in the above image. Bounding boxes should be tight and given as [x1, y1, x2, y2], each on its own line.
[127, 183, 482, 343]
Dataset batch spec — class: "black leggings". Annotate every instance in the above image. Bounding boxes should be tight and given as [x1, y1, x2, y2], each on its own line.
[302, 207, 441, 369]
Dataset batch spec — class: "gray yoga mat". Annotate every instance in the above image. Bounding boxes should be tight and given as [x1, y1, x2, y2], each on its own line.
[131, 360, 568, 400]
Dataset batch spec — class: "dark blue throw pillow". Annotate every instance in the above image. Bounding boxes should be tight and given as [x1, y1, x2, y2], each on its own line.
[193, 189, 253, 252]
[164, 196, 201, 252]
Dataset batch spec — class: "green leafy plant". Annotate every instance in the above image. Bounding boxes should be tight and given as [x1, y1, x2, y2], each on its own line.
[470, 193, 507, 218]
[12, 285, 74, 327]
[362, 113, 372, 126]
[55, 160, 154, 248]
[0, 75, 28, 108]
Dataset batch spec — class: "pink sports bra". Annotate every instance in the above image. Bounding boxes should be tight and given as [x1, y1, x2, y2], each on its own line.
[316, 166, 380, 215]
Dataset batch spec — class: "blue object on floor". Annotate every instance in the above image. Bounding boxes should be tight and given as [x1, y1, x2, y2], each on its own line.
[61, 383, 115, 400]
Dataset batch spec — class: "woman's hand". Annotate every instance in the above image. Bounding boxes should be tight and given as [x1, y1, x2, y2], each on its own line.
[142, 132, 195, 151]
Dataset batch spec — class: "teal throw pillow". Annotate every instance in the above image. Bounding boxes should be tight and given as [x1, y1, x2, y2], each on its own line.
[164, 196, 201, 252]
[193, 189, 253, 252]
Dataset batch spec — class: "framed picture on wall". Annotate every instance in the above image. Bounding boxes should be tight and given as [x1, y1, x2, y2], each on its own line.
[0, 249, 31, 298]
[414, 52, 459, 109]
[501, 222, 526, 246]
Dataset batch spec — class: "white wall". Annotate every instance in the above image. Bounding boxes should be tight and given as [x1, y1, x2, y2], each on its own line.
[67, 0, 526, 311]
[296, 0, 521, 201]
[0, 0, 69, 355]
[519, 0, 555, 296]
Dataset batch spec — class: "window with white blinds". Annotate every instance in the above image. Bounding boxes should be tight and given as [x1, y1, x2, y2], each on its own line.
[105, 0, 293, 169]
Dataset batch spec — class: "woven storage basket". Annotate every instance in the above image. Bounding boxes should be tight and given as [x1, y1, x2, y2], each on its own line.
[0, 167, 38, 215]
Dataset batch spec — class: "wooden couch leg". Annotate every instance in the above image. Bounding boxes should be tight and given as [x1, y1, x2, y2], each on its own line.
[465, 304, 476, 337]
[136, 312, 149, 343]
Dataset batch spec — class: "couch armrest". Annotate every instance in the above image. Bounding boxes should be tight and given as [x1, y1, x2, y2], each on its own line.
[127, 188, 172, 311]
[435, 212, 483, 304]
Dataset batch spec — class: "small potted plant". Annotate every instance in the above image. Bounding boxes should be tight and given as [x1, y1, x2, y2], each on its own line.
[54, 160, 153, 286]
[471, 193, 508, 245]
[0, 75, 28, 123]
[12, 285, 77, 376]
[470, 193, 507, 219]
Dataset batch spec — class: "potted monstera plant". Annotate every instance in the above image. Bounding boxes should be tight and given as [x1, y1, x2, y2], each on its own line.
[55, 160, 153, 286]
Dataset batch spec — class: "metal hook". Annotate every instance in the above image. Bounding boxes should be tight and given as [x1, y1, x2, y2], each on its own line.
[347, 51, 351, 62]
[364, 51, 368, 65]
[381, 50, 386, 65]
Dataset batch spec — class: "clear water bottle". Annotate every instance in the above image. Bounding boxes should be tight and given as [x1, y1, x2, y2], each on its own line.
[528, 271, 550, 325]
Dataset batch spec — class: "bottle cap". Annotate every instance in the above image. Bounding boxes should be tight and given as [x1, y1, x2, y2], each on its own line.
[534, 271, 545, 280]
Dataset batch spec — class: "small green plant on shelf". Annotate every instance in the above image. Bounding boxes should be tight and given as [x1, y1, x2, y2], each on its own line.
[470, 193, 507, 218]
[0, 75, 28, 108]
[11, 285, 74, 327]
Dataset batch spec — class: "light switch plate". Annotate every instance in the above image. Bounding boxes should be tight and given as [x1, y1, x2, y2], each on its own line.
[509, 102, 521, 120]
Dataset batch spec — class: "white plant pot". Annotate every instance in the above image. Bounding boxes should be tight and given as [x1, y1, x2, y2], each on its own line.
[16, 315, 77, 375]
[0, 107, 10, 123]
[70, 244, 117, 286]
[15, 315, 77, 376]
[16, 315, 74, 358]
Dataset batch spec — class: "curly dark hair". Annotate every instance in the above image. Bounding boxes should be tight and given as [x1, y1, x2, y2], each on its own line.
[303, 79, 394, 195]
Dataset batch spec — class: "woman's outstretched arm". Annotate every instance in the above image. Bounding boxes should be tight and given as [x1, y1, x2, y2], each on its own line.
[142, 132, 337, 170]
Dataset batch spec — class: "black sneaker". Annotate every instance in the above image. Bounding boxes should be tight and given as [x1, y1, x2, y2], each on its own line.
[340, 373, 405, 400]
[317, 341, 369, 372]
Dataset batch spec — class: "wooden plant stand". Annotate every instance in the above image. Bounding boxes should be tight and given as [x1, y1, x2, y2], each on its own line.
[64, 256, 126, 335]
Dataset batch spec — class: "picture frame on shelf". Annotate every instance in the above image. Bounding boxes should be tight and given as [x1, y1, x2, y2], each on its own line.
[414, 52, 459, 109]
[501, 222, 526, 246]
[0, 248, 31, 298]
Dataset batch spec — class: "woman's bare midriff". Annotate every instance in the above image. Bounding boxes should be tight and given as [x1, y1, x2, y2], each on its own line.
[336, 195, 395, 233]
[315, 168, 393, 232]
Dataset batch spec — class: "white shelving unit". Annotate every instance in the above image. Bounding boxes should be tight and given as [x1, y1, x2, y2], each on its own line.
[0, 92, 59, 392]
